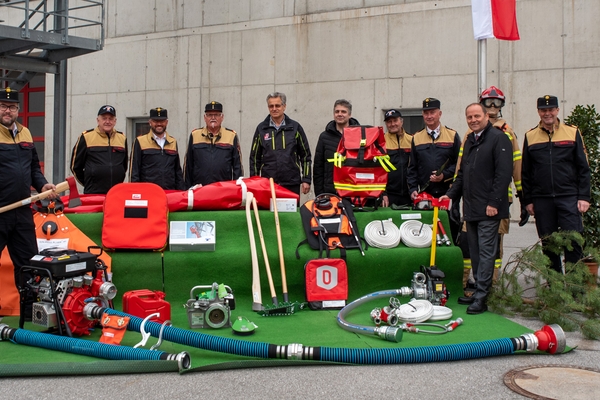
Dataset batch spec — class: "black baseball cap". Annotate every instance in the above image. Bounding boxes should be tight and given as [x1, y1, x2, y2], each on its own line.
[422, 98, 441, 110]
[149, 107, 168, 120]
[0, 88, 19, 103]
[98, 105, 116, 116]
[384, 109, 402, 121]
[205, 101, 223, 112]
[537, 95, 559, 109]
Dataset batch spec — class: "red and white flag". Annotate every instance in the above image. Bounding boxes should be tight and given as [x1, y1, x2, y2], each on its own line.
[471, 0, 520, 41]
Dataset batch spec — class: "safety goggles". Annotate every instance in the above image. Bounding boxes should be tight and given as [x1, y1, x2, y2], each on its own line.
[482, 98, 504, 108]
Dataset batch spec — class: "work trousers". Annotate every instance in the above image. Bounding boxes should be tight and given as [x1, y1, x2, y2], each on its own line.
[0, 208, 38, 290]
[466, 219, 501, 301]
[533, 195, 584, 273]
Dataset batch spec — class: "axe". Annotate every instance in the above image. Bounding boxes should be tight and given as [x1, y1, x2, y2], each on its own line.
[0, 176, 81, 214]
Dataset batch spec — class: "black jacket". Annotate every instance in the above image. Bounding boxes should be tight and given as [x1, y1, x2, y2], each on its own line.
[522, 120, 590, 205]
[384, 128, 413, 203]
[129, 132, 185, 191]
[183, 126, 243, 187]
[249, 114, 311, 186]
[313, 118, 360, 195]
[446, 122, 513, 221]
[0, 122, 48, 208]
[407, 126, 460, 197]
[70, 127, 128, 194]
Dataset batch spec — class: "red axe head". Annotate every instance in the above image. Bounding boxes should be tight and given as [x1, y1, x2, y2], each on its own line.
[65, 176, 82, 208]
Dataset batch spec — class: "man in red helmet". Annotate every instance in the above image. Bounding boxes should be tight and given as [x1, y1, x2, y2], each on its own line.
[454, 86, 526, 301]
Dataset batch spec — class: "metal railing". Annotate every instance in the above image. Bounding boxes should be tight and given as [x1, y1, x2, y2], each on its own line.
[0, 0, 104, 47]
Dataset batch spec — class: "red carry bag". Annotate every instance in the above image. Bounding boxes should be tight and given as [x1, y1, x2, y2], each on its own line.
[102, 183, 168, 251]
[332, 126, 395, 208]
[305, 258, 348, 310]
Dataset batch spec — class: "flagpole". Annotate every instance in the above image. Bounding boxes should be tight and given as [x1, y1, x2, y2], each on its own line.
[477, 38, 487, 97]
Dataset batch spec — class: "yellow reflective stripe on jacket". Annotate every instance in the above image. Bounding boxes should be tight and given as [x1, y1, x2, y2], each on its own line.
[514, 179, 522, 192]
[513, 149, 522, 162]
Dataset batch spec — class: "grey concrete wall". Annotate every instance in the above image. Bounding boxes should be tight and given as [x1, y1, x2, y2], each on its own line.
[45, 0, 600, 207]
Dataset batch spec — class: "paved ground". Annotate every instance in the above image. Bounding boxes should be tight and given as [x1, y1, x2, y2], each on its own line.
[1, 221, 598, 399]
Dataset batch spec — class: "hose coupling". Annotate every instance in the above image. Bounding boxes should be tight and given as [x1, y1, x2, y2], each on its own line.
[374, 325, 403, 342]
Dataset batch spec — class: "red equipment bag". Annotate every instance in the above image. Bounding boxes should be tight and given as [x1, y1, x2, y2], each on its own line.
[102, 183, 168, 251]
[305, 258, 348, 310]
[332, 126, 396, 207]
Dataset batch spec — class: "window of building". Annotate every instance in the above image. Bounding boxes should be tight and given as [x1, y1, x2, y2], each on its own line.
[129, 118, 150, 144]
[15, 74, 46, 172]
[382, 108, 424, 135]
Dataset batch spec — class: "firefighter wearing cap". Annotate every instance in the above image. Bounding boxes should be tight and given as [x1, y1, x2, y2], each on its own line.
[183, 102, 243, 187]
[455, 87, 526, 297]
[0, 88, 56, 307]
[408, 98, 461, 238]
[129, 107, 185, 190]
[522, 95, 591, 273]
[70, 105, 128, 194]
[382, 109, 412, 207]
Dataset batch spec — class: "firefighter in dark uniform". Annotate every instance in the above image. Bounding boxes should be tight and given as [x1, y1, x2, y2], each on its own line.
[70, 105, 128, 194]
[249, 92, 312, 197]
[382, 109, 412, 208]
[408, 98, 461, 239]
[183, 101, 243, 188]
[130, 107, 185, 190]
[522, 95, 591, 273]
[0, 88, 56, 310]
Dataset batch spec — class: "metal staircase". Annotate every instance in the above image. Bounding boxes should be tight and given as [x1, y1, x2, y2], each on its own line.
[0, 1, 105, 182]
[0, 0, 104, 89]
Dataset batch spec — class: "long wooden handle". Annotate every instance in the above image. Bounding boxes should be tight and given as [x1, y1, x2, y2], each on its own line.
[0, 180, 69, 214]
[252, 196, 278, 306]
[245, 192, 263, 311]
[270, 178, 288, 302]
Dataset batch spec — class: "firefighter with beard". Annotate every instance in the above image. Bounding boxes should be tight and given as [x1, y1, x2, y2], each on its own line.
[0, 88, 57, 315]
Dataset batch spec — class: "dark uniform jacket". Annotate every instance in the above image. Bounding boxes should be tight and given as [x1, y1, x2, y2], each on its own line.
[384, 129, 413, 204]
[522, 120, 590, 205]
[129, 131, 185, 191]
[407, 125, 461, 197]
[183, 126, 243, 187]
[446, 122, 513, 221]
[313, 117, 360, 195]
[0, 122, 48, 208]
[249, 114, 312, 186]
[70, 127, 128, 194]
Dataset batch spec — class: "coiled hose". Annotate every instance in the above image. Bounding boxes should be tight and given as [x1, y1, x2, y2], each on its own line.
[399, 220, 432, 248]
[363, 219, 401, 249]
[0, 323, 190, 371]
[85, 307, 565, 365]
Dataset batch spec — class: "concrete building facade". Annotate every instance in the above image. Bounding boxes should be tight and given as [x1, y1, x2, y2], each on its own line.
[42, 0, 598, 199]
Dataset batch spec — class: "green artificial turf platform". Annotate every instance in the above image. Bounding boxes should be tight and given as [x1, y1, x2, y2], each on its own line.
[0, 208, 539, 375]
